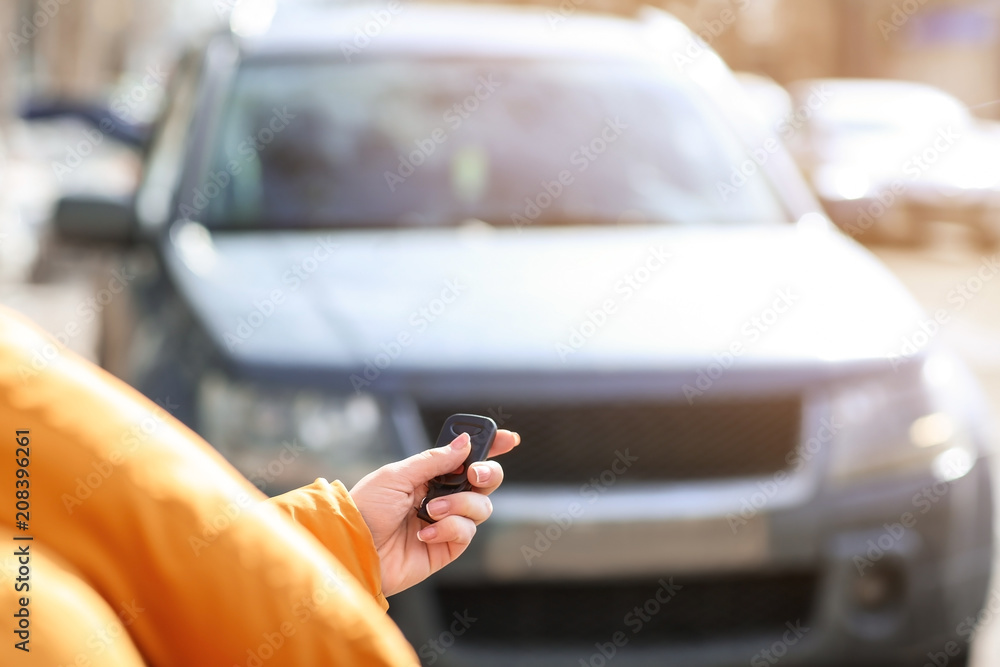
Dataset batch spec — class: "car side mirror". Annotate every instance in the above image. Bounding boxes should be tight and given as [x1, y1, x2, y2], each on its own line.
[52, 195, 135, 245]
[21, 98, 151, 151]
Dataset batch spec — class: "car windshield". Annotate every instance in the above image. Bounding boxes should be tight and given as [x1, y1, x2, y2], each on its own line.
[194, 58, 788, 229]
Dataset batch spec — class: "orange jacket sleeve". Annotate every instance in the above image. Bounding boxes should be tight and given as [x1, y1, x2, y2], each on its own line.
[0, 306, 418, 666]
[268, 479, 389, 610]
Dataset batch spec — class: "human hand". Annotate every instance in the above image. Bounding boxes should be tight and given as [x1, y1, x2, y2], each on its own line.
[349, 429, 520, 597]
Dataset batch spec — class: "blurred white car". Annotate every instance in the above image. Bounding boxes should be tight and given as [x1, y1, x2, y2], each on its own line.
[8, 114, 141, 282]
[786, 78, 1000, 246]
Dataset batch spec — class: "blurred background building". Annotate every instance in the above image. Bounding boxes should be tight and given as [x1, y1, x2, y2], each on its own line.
[0, 0, 218, 122]
[696, 0, 1000, 118]
[3, 0, 1000, 120]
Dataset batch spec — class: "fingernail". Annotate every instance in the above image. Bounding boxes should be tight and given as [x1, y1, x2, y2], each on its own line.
[514, 432, 522, 446]
[473, 464, 492, 485]
[427, 498, 449, 518]
[417, 526, 437, 542]
[451, 432, 470, 450]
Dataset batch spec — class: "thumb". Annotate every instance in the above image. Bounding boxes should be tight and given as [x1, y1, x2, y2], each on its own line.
[395, 433, 471, 487]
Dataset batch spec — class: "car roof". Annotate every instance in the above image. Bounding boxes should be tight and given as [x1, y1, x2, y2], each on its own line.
[787, 78, 970, 125]
[789, 78, 958, 103]
[233, 2, 690, 64]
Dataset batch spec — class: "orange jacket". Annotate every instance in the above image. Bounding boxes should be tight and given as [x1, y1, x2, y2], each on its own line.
[0, 306, 419, 666]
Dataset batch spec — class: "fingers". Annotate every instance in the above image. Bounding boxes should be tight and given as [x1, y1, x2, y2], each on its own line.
[468, 429, 517, 496]
[422, 490, 493, 525]
[412, 431, 518, 544]
[392, 432, 471, 487]
[488, 430, 520, 458]
[387, 429, 518, 493]
[417, 515, 477, 546]
[467, 460, 504, 496]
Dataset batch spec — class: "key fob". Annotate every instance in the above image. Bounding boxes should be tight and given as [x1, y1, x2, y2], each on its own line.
[416, 414, 498, 523]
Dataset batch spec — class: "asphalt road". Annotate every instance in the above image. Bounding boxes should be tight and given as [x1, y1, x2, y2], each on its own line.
[870, 232, 1000, 667]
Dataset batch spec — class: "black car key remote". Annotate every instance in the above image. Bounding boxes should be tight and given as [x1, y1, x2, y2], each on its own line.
[416, 414, 498, 523]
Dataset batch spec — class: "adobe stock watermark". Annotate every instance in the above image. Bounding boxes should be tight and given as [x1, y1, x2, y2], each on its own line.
[850, 125, 961, 239]
[233, 573, 349, 667]
[671, 0, 753, 71]
[482, 405, 513, 429]
[511, 116, 628, 230]
[186, 487, 258, 554]
[178, 106, 296, 221]
[853, 478, 953, 575]
[189, 440, 306, 555]
[921, 641, 966, 667]
[51, 119, 119, 181]
[579, 578, 683, 667]
[521, 449, 638, 566]
[384, 74, 502, 192]
[749, 620, 810, 666]
[60, 397, 180, 514]
[682, 288, 798, 403]
[545, 0, 586, 29]
[948, 586, 1000, 662]
[717, 84, 833, 202]
[340, 0, 403, 62]
[775, 84, 834, 142]
[349, 278, 467, 391]
[18, 267, 137, 382]
[51, 66, 168, 180]
[887, 254, 1000, 370]
[223, 235, 339, 350]
[555, 245, 672, 361]
[727, 415, 844, 534]
[8, 0, 72, 54]
[110, 65, 169, 122]
[246, 441, 307, 492]
[878, 0, 931, 41]
[417, 610, 477, 665]
[237, 622, 296, 667]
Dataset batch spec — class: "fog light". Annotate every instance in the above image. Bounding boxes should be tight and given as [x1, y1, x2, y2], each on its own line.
[845, 558, 909, 641]
[852, 559, 906, 613]
[854, 572, 891, 611]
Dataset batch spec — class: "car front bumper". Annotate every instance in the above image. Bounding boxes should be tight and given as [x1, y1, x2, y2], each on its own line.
[390, 453, 994, 667]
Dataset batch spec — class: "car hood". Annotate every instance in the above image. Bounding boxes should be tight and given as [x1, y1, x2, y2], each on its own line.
[165, 222, 925, 378]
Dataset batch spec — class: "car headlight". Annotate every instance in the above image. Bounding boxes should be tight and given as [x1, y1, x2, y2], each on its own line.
[197, 372, 395, 493]
[827, 353, 980, 483]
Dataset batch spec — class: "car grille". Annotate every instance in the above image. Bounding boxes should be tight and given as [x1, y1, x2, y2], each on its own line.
[434, 571, 818, 647]
[418, 396, 802, 484]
